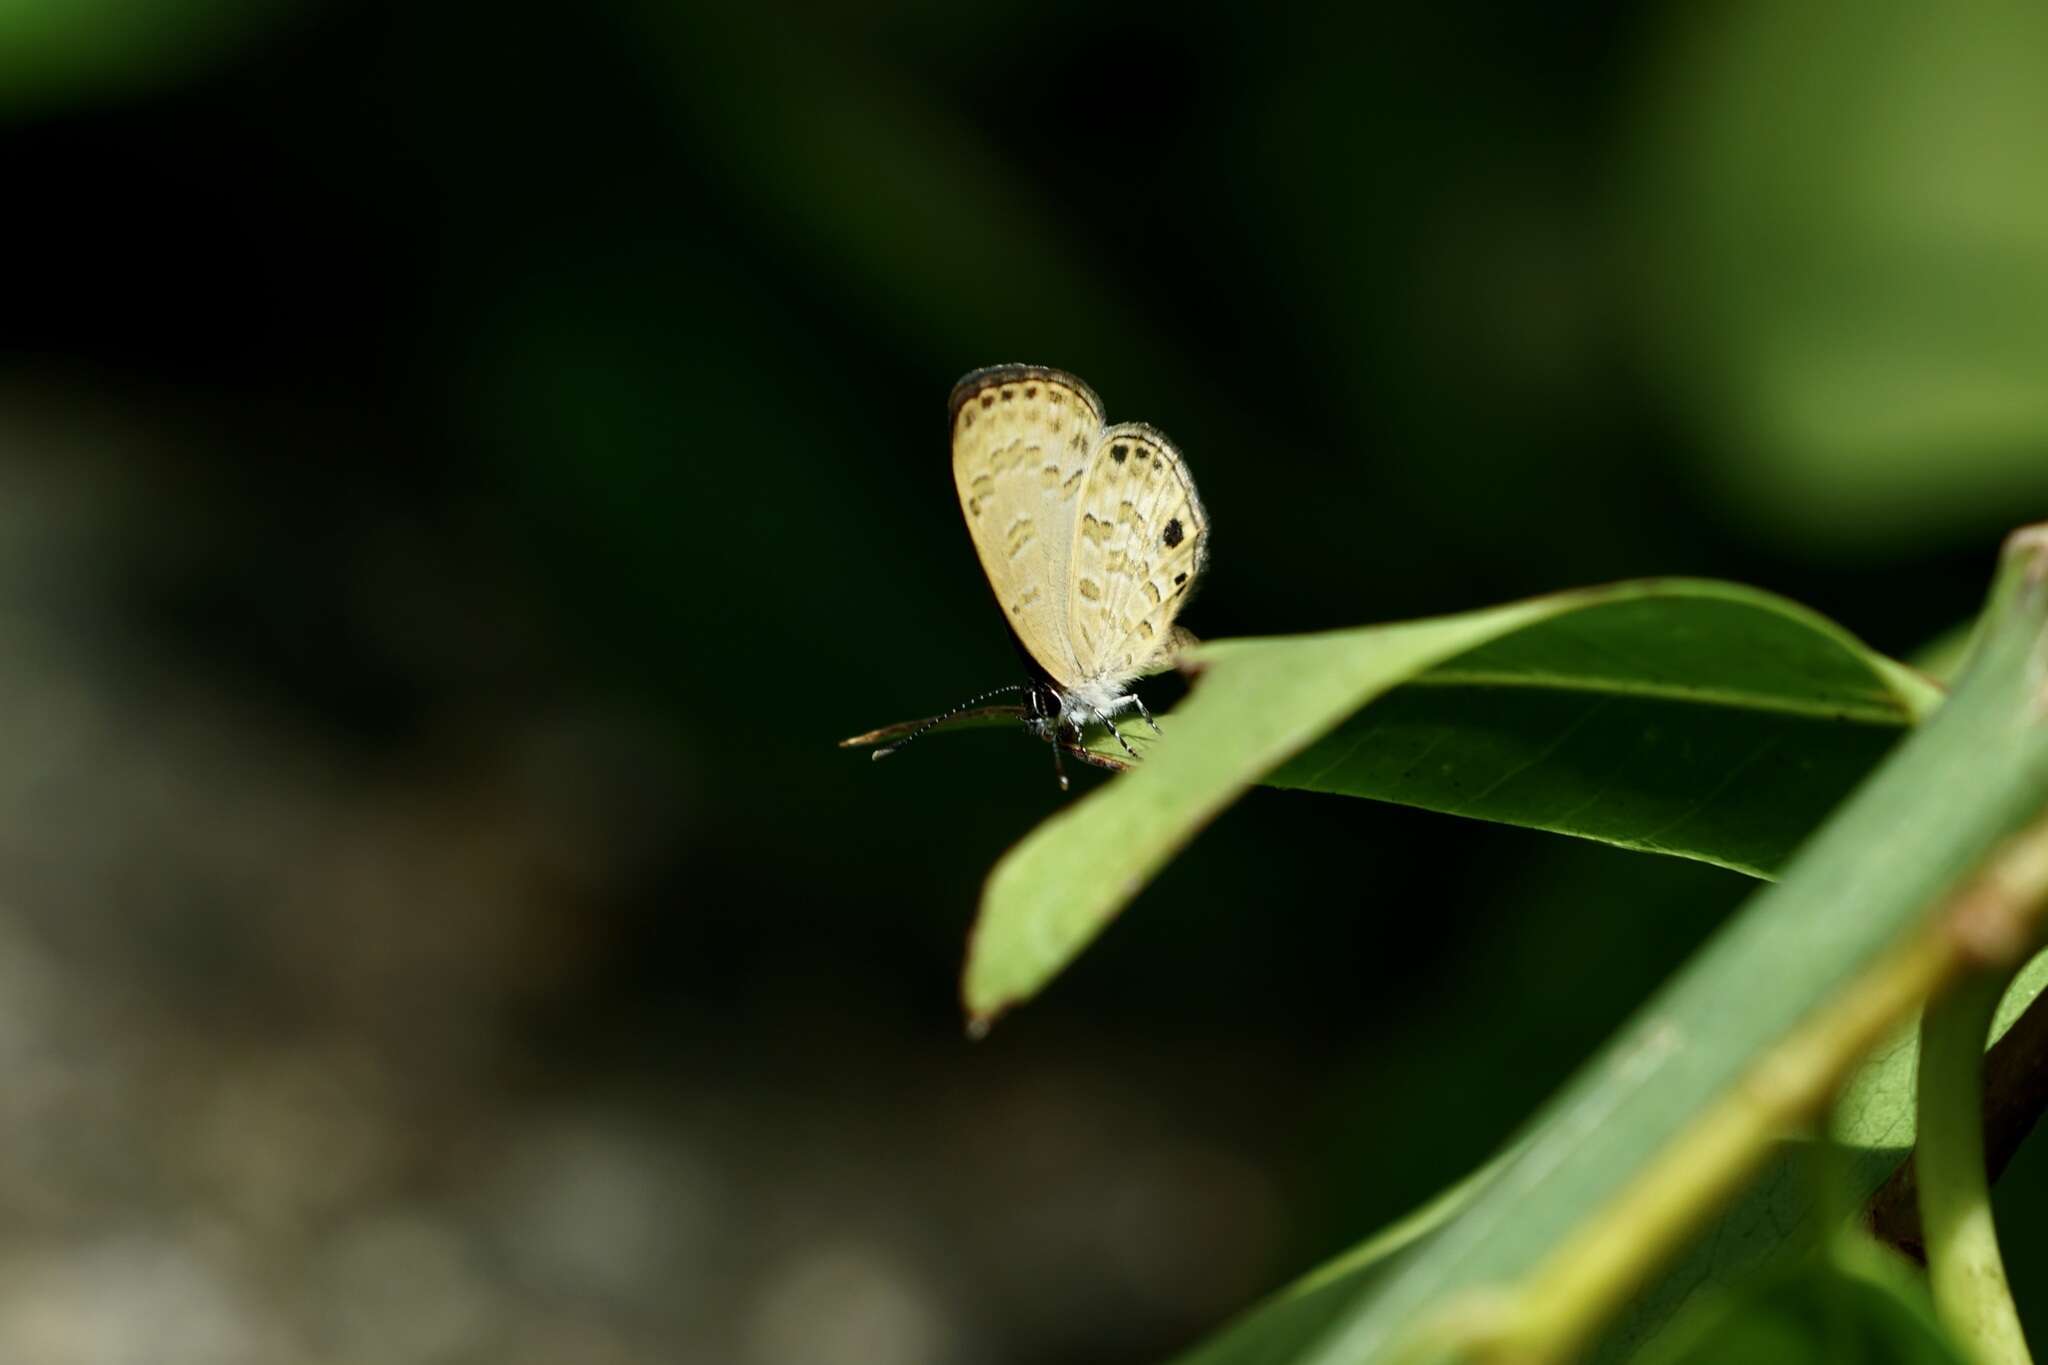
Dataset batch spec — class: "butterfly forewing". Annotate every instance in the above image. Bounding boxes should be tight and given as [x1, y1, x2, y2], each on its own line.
[1067, 422, 1209, 683]
[949, 366, 1106, 689]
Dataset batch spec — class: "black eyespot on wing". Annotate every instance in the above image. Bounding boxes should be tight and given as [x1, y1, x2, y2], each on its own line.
[1111, 444, 1128, 463]
[980, 393, 994, 409]
[1174, 571, 1188, 585]
[1162, 518, 1184, 548]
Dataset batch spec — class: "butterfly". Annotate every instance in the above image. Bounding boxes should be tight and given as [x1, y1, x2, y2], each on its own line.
[868, 364, 1211, 788]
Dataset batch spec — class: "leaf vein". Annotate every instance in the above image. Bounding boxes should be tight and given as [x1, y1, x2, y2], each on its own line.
[1406, 668, 1907, 725]
[1454, 695, 1615, 812]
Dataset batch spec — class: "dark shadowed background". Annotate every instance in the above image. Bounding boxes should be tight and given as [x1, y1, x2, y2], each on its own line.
[4, 2, 2048, 1361]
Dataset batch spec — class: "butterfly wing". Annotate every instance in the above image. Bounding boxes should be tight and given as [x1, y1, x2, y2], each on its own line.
[950, 365, 1105, 690]
[1067, 421, 1210, 684]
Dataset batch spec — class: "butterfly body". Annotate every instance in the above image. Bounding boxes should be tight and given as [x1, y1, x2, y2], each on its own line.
[947, 364, 1209, 773]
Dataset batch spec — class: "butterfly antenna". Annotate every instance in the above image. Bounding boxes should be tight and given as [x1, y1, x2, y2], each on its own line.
[871, 684, 1028, 760]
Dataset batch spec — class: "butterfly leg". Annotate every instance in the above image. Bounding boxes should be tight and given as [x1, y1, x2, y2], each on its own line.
[1094, 709, 1141, 760]
[1027, 686, 1071, 791]
[1131, 695, 1163, 735]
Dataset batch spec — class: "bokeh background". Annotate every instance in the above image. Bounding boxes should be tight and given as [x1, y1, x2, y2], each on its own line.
[5, 2, 2048, 1362]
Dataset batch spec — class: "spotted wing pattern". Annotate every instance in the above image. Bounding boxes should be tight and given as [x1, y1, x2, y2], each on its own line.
[1066, 421, 1210, 684]
[949, 365, 1105, 690]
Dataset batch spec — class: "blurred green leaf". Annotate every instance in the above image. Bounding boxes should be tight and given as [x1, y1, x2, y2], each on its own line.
[1164, 537, 2048, 1364]
[1187, 943, 2048, 1365]
[970, 579, 1937, 1024]
[1591, 947, 2048, 1360]
[1631, 0, 2048, 549]
[1634, 1249, 1968, 1365]
[0, 0, 297, 115]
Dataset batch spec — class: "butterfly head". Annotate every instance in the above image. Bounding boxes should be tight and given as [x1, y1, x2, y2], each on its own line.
[1021, 678, 1065, 744]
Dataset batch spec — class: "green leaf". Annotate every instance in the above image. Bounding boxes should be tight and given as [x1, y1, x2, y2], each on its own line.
[1165, 534, 2048, 1364]
[967, 579, 1938, 1026]
[1634, 1250, 1969, 1365]
[1182, 926, 2048, 1365]
[1258, 590, 1940, 879]
[1593, 948, 2048, 1360]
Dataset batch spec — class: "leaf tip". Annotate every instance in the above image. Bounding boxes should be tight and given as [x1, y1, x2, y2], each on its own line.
[960, 885, 1007, 1035]
[960, 963, 1015, 1038]
[959, 925, 1016, 1036]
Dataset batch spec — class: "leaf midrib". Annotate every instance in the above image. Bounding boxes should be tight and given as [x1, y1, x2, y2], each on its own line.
[1406, 667, 1912, 726]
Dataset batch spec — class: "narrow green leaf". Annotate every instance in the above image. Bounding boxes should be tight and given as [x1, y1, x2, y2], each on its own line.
[1635, 1251, 1969, 1365]
[969, 579, 1936, 1025]
[1183, 943, 2048, 1364]
[1168, 533, 2048, 1364]
[1594, 948, 2048, 1360]
[1259, 590, 1940, 879]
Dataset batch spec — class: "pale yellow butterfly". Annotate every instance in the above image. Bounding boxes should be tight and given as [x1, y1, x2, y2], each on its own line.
[873, 364, 1210, 787]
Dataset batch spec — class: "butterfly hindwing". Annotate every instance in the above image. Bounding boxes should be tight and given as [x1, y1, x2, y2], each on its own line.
[1067, 421, 1209, 684]
[949, 365, 1105, 690]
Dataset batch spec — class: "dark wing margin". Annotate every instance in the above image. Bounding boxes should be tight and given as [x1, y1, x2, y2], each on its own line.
[948, 364, 1107, 428]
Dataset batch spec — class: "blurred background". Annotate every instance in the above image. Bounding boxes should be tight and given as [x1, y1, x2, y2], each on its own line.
[3, 1, 2048, 1361]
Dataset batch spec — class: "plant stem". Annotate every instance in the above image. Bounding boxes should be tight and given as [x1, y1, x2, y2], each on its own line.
[1867, 970, 2048, 1262]
[1920, 966, 2036, 1365]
